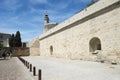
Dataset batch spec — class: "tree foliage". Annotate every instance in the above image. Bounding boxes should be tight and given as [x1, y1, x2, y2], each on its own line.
[15, 31, 22, 47]
[9, 34, 15, 47]
[9, 31, 22, 47]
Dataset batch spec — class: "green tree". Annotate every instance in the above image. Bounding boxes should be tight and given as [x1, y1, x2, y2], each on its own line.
[9, 34, 15, 47]
[9, 31, 22, 47]
[15, 31, 22, 47]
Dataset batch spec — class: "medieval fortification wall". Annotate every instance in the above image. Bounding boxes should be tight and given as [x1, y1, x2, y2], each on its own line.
[31, 0, 120, 63]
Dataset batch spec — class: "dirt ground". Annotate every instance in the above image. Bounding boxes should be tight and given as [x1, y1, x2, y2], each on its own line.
[22, 56, 120, 80]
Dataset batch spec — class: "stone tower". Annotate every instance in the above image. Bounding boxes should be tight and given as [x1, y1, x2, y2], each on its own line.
[43, 13, 58, 33]
[43, 13, 49, 33]
[44, 13, 49, 25]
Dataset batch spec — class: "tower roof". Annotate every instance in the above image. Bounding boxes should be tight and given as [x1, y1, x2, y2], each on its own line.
[44, 11, 49, 23]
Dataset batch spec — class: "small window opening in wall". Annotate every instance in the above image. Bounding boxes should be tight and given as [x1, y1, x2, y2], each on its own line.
[50, 46, 53, 55]
[89, 37, 102, 53]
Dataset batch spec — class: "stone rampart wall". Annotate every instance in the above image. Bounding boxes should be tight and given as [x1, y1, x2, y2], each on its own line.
[39, 0, 120, 63]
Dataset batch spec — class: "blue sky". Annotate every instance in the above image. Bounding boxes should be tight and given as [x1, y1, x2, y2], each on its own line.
[0, 0, 92, 42]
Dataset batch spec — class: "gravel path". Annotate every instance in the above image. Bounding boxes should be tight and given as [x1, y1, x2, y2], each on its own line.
[0, 57, 33, 80]
[22, 56, 120, 80]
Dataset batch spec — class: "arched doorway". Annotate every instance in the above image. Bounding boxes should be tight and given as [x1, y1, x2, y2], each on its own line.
[50, 46, 53, 55]
[89, 37, 101, 52]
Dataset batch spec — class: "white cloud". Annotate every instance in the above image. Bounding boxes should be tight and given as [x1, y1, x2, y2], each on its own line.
[47, 1, 69, 10]
[30, 0, 48, 4]
[0, 27, 17, 34]
[0, 0, 89, 42]
[20, 29, 41, 41]
[72, 0, 91, 4]
[0, 14, 42, 41]
[0, 0, 22, 11]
